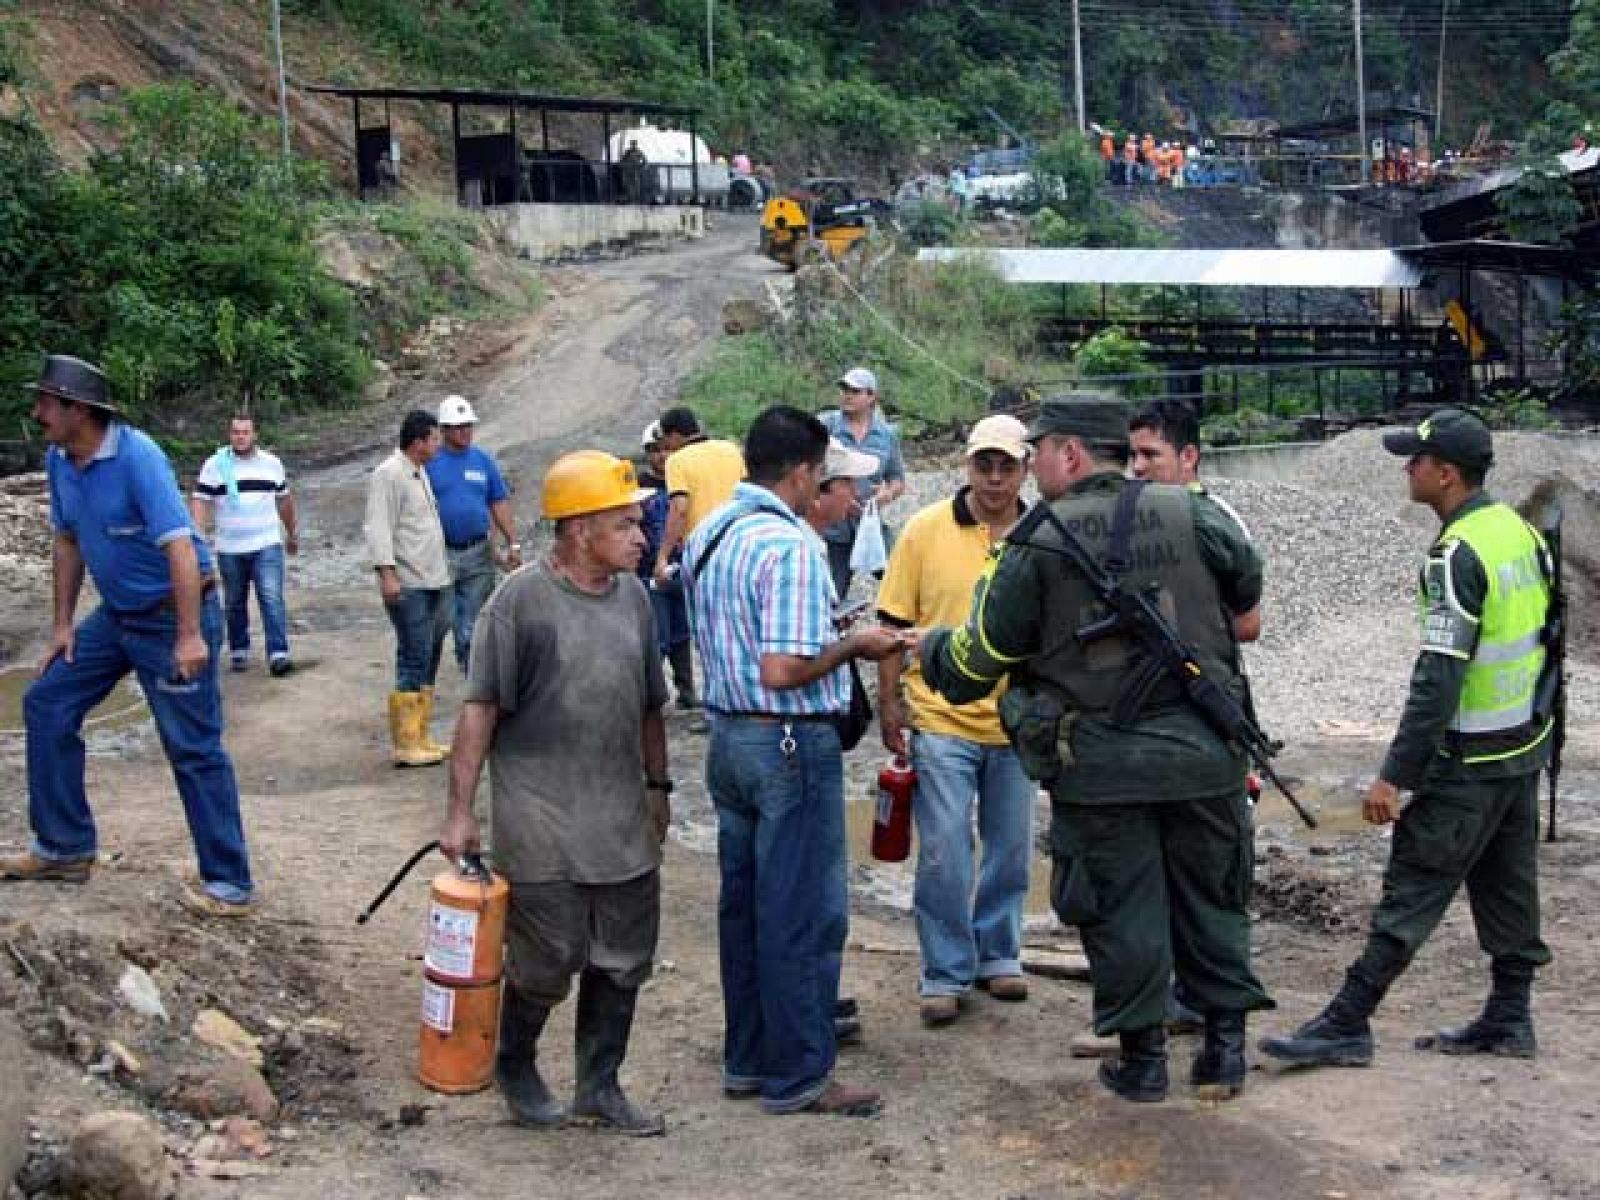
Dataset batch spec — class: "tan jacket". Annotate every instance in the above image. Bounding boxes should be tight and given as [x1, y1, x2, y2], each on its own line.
[364, 450, 450, 589]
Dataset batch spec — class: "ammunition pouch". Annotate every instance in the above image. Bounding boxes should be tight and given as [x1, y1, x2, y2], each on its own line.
[999, 681, 1072, 784]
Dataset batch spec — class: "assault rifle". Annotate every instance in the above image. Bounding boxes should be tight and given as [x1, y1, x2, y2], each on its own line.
[1010, 491, 1317, 830]
[1535, 504, 1566, 843]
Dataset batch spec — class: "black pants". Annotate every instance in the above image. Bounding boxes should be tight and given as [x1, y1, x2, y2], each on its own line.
[1052, 794, 1273, 1033]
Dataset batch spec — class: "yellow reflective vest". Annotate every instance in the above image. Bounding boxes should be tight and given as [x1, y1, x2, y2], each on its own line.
[1423, 502, 1551, 758]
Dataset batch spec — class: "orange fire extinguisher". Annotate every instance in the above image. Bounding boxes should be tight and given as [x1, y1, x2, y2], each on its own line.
[358, 843, 510, 1095]
[872, 755, 916, 862]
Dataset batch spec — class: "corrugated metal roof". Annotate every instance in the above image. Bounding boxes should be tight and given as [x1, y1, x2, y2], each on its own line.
[917, 247, 1425, 289]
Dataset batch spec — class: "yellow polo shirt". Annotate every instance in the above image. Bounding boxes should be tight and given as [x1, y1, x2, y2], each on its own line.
[666, 438, 746, 534]
[876, 488, 1021, 745]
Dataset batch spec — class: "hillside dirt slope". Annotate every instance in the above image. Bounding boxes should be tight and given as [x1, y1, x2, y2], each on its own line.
[2, 220, 1600, 1199]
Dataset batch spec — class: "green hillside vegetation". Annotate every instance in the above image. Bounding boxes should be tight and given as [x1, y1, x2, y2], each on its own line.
[292, 0, 1567, 167]
[0, 23, 538, 454]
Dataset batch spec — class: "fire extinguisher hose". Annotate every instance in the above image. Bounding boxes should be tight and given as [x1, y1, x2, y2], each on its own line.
[356, 840, 440, 925]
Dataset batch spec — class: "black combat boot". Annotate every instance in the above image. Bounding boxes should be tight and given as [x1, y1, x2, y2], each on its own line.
[496, 986, 565, 1128]
[1435, 964, 1537, 1058]
[1190, 1010, 1248, 1098]
[571, 971, 666, 1136]
[1258, 967, 1385, 1067]
[1097, 1026, 1169, 1103]
[667, 642, 699, 710]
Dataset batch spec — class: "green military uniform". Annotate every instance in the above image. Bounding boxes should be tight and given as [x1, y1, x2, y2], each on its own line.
[921, 430, 1272, 1040]
[1354, 488, 1553, 982]
[1262, 408, 1554, 1069]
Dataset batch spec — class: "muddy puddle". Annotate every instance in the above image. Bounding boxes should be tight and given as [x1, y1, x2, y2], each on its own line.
[0, 664, 147, 737]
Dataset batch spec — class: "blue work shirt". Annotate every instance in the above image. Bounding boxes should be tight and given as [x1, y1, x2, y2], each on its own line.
[818, 408, 905, 545]
[47, 422, 214, 614]
[425, 444, 509, 546]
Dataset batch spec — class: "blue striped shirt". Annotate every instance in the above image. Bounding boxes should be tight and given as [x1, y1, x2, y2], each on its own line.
[684, 483, 849, 716]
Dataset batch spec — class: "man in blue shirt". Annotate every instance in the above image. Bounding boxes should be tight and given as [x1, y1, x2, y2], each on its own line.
[684, 405, 904, 1119]
[819, 367, 906, 601]
[425, 394, 520, 675]
[0, 355, 254, 917]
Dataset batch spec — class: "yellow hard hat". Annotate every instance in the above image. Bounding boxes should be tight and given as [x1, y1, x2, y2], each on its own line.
[541, 450, 655, 520]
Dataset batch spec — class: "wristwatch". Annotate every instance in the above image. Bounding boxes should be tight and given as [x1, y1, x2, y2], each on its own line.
[645, 777, 675, 794]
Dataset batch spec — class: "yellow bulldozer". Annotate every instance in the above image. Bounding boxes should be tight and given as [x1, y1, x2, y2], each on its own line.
[759, 177, 892, 271]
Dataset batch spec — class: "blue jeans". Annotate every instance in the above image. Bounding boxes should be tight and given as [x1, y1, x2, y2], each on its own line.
[385, 587, 447, 691]
[217, 544, 289, 663]
[706, 715, 848, 1113]
[437, 541, 497, 672]
[24, 598, 253, 900]
[911, 732, 1034, 996]
[647, 582, 690, 656]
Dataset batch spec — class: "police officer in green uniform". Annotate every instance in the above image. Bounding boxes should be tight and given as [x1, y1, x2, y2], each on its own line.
[1261, 409, 1553, 1068]
[917, 394, 1272, 1104]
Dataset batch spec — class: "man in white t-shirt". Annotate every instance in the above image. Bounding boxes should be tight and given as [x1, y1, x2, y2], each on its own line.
[191, 415, 299, 676]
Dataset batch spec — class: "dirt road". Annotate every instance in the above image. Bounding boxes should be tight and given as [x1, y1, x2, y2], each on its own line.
[3, 219, 1598, 1200]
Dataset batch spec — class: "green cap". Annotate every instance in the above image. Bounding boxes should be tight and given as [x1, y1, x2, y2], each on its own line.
[1381, 408, 1493, 472]
[1026, 392, 1131, 447]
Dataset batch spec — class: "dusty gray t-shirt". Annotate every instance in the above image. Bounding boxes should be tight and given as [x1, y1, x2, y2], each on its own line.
[466, 560, 668, 884]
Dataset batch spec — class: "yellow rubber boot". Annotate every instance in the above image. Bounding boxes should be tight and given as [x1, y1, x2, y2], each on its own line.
[418, 685, 452, 758]
[390, 692, 444, 768]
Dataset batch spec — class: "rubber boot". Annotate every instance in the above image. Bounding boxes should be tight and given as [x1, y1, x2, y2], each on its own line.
[1258, 967, 1385, 1067]
[1436, 965, 1536, 1058]
[417, 685, 452, 758]
[496, 987, 565, 1128]
[667, 642, 698, 710]
[389, 692, 444, 768]
[1190, 1010, 1249, 1099]
[571, 971, 665, 1136]
[1097, 1026, 1168, 1103]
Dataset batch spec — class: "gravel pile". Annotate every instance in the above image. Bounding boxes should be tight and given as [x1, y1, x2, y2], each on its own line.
[891, 429, 1600, 741]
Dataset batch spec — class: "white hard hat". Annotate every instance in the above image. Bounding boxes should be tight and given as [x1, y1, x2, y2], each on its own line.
[438, 394, 478, 426]
[641, 419, 663, 450]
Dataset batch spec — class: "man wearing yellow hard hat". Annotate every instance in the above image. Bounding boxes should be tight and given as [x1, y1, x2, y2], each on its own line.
[439, 449, 671, 1137]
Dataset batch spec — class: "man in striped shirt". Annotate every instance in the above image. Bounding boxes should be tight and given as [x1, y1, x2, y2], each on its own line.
[191, 415, 298, 676]
[684, 405, 904, 1119]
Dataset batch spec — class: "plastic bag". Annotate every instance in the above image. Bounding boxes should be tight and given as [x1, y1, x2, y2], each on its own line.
[849, 499, 888, 575]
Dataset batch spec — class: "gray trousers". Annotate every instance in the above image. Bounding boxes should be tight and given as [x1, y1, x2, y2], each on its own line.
[505, 870, 660, 1005]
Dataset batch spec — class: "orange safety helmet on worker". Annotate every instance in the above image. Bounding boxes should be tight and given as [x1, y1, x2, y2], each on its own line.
[541, 450, 655, 520]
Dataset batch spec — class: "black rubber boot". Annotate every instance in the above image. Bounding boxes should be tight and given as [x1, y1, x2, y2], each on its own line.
[495, 987, 565, 1128]
[667, 642, 699, 710]
[1258, 967, 1385, 1068]
[1190, 1010, 1248, 1099]
[1097, 1026, 1169, 1103]
[571, 971, 666, 1136]
[1436, 965, 1536, 1058]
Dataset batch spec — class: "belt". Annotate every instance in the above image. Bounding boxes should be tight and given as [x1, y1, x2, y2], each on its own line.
[115, 577, 216, 618]
[447, 536, 488, 550]
[709, 709, 841, 724]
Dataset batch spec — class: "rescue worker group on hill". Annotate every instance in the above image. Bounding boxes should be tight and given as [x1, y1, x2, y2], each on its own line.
[0, 353, 1559, 1132]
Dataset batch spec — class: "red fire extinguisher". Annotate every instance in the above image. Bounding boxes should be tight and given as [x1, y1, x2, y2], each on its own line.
[872, 755, 916, 862]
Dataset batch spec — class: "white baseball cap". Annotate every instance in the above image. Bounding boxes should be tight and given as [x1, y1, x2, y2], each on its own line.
[837, 367, 878, 393]
[641, 419, 663, 450]
[822, 438, 879, 483]
[965, 414, 1030, 461]
[438, 394, 479, 426]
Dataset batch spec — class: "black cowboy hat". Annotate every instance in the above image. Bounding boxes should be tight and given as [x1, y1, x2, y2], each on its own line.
[26, 354, 118, 414]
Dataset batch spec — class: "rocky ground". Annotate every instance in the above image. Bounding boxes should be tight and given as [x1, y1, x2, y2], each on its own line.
[2, 217, 1600, 1199]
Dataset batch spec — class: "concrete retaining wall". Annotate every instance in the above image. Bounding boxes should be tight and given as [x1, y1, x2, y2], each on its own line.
[489, 203, 704, 261]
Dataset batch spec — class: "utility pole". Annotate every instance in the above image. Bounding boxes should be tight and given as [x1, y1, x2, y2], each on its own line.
[1354, 0, 1369, 183]
[270, 0, 291, 158]
[706, 0, 714, 81]
[1071, 0, 1086, 134]
[1435, 0, 1449, 144]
